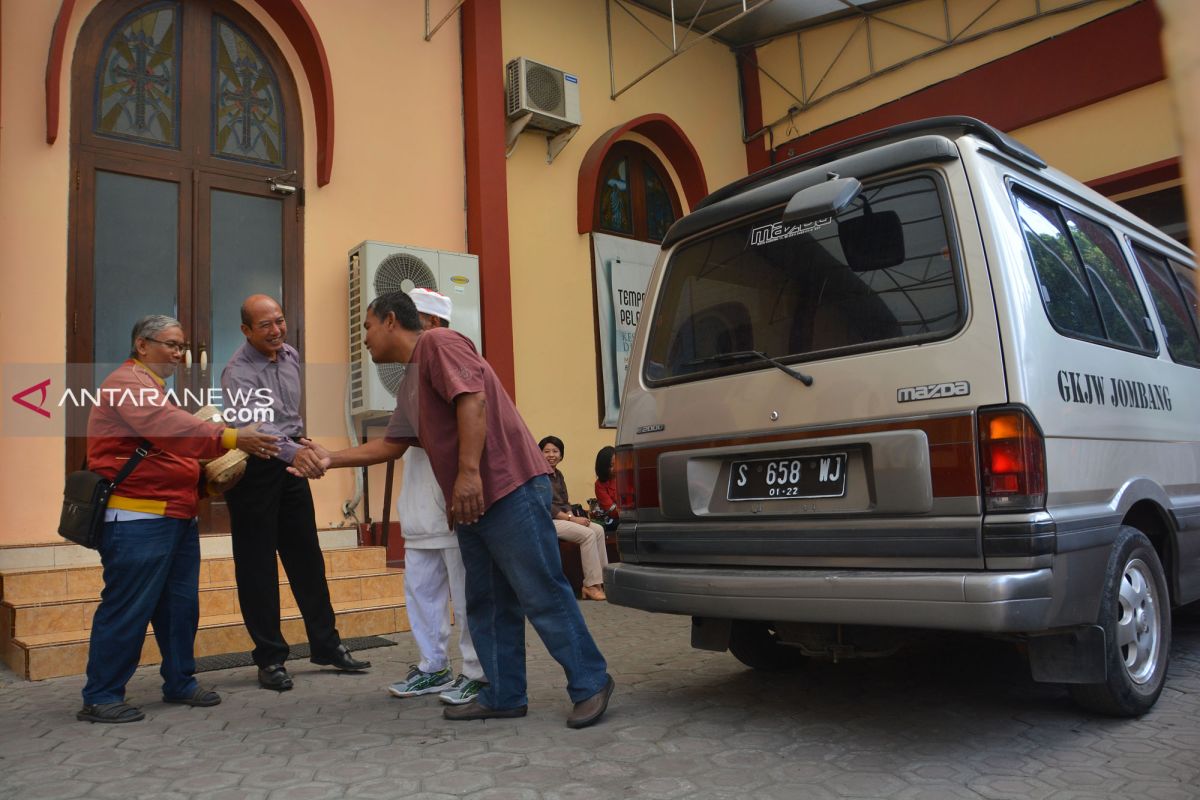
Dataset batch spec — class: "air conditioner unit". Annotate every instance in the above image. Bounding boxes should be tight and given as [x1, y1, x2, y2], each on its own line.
[348, 241, 482, 419]
[505, 57, 581, 133]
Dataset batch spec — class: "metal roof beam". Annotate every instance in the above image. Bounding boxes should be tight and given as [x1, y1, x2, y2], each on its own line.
[606, 0, 780, 100]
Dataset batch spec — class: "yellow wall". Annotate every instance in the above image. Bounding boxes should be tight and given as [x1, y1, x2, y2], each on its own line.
[501, 0, 748, 501]
[755, 0, 1138, 151]
[0, 0, 468, 543]
[1010, 81, 1179, 183]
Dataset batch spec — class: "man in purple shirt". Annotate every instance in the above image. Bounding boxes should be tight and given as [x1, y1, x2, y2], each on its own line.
[222, 295, 371, 691]
[294, 291, 614, 728]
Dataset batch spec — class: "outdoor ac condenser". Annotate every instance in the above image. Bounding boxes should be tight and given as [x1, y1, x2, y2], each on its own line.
[347, 241, 482, 419]
[505, 56, 581, 132]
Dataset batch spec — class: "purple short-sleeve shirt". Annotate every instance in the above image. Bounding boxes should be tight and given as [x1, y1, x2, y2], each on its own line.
[385, 327, 549, 512]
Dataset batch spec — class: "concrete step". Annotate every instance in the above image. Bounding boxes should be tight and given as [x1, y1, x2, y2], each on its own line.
[0, 528, 359, 571]
[0, 546, 388, 605]
[0, 543, 407, 681]
[1, 567, 405, 639]
[7, 597, 410, 680]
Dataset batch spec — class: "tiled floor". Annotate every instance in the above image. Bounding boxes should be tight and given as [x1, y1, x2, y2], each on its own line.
[0, 602, 1197, 799]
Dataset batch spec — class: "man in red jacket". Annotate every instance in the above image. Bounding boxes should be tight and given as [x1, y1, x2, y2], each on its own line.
[79, 315, 279, 724]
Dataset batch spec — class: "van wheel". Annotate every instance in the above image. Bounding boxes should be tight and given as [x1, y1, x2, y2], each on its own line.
[728, 621, 804, 671]
[1069, 527, 1171, 717]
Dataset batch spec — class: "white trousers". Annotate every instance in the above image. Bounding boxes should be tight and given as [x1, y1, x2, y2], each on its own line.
[403, 546, 483, 680]
[552, 519, 609, 587]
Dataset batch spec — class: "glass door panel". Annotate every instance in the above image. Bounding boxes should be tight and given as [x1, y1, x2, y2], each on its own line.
[208, 188, 283, 388]
[93, 170, 179, 382]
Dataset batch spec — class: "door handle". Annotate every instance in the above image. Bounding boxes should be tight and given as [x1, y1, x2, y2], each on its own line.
[185, 348, 192, 368]
[199, 343, 208, 372]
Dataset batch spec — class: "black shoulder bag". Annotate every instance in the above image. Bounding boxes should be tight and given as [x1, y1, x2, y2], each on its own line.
[58, 441, 152, 549]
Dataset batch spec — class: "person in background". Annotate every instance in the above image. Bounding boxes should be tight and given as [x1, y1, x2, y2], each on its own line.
[222, 295, 371, 692]
[386, 289, 486, 706]
[540, 436, 609, 602]
[593, 445, 620, 533]
[79, 315, 279, 724]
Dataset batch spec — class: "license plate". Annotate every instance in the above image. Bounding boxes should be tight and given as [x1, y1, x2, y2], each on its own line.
[727, 453, 848, 501]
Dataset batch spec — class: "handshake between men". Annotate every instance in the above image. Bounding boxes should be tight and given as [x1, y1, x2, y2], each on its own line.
[279, 289, 614, 728]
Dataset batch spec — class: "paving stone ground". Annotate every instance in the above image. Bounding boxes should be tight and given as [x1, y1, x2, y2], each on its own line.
[1, 602, 1198, 800]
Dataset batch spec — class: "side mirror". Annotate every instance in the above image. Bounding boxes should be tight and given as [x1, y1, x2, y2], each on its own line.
[839, 209, 905, 271]
[781, 176, 862, 225]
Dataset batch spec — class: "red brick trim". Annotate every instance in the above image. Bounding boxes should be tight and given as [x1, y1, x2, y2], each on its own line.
[462, 0, 516, 397]
[45, 0, 79, 145]
[1087, 157, 1180, 197]
[737, 48, 771, 174]
[577, 113, 708, 234]
[773, 1, 1165, 160]
[46, 0, 337, 186]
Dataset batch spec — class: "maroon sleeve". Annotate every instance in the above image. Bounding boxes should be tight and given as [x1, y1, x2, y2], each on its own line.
[424, 333, 486, 404]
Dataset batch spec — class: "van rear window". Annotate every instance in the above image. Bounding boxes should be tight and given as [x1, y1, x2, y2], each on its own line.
[643, 175, 963, 384]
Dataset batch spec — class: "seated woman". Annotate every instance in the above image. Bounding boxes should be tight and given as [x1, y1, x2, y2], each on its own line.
[539, 436, 609, 601]
[593, 446, 620, 533]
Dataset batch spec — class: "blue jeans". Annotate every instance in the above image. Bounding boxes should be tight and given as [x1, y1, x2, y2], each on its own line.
[457, 475, 608, 709]
[82, 517, 201, 705]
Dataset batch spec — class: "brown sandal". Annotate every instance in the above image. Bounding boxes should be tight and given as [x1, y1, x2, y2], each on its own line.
[581, 585, 607, 601]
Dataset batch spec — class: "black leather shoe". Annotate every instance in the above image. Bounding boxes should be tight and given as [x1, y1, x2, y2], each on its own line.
[443, 701, 528, 721]
[310, 644, 371, 672]
[258, 664, 293, 691]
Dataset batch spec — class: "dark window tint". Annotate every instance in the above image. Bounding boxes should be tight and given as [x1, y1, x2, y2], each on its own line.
[1014, 190, 1104, 339]
[1062, 210, 1154, 351]
[644, 175, 961, 383]
[1133, 247, 1200, 366]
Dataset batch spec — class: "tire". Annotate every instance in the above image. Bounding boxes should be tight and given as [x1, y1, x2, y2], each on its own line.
[1069, 526, 1171, 717]
[728, 621, 804, 671]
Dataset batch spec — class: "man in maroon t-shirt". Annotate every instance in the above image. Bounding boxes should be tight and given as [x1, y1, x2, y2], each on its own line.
[294, 291, 613, 728]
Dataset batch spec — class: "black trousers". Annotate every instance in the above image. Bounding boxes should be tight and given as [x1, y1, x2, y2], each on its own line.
[225, 457, 340, 666]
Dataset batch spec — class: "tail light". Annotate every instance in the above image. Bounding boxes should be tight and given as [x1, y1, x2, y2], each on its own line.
[614, 446, 636, 513]
[978, 406, 1046, 512]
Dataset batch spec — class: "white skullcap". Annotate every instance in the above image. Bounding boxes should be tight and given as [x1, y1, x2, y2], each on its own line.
[408, 288, 452, 323]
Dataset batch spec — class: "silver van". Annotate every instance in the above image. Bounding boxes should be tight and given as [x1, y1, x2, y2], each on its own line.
[604, 116, 1198, 717]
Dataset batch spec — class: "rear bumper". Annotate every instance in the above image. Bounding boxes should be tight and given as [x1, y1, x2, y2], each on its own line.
[602, 562, 1055, 633]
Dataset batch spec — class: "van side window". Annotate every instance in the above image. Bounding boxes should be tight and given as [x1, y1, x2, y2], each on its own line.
[1061, 210, 1155, 351]
[1013, 188, 1155, 353]
[1131, 246, 1200, 366]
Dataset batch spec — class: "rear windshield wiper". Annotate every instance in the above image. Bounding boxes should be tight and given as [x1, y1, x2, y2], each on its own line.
[684, 350, 814, 386]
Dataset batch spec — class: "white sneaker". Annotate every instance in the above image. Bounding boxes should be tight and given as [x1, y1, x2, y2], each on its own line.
[438, 674, 487, 705]
[387, 665, 453, 697]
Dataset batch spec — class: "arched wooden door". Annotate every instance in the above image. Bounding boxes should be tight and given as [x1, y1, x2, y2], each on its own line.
[67, 0, 305, 532]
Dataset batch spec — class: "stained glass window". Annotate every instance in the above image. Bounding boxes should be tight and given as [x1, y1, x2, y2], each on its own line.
[599, 158, 633, 235]
[594, 143, 680, 242]
[95, 3, 180, 147]
[213, 16, 284, 166]
[644, 166, 674, 242]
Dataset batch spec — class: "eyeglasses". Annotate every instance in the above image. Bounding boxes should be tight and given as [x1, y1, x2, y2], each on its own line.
[143, 337, 189, 353]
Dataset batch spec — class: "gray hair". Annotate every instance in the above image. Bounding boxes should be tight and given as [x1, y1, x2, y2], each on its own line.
[129, 314, 182, 357]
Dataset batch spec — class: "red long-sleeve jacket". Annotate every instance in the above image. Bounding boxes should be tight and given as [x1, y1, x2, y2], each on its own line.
[87, 360, 237, 519]
[595, 478, 619, 518]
